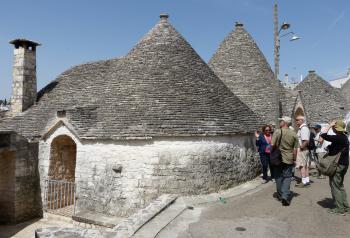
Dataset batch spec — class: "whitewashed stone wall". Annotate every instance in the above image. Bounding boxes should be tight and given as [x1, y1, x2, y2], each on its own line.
[39, 124, 260, 217]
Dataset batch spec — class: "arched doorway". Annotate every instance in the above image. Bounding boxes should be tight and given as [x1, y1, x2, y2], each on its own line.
[292, 107, 305, 128]
[294, 107, 305, 118]
[49, 135, 76, 181]
[45, 135, 76, 215]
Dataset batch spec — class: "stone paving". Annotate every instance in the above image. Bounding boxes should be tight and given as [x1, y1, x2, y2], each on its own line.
[156, 169, 350, 238]
[0, 213, 73, 238]
[1, 170, 349, 238]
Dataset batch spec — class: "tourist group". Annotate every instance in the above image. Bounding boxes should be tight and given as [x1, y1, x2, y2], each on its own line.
[256, 116, 349, 215]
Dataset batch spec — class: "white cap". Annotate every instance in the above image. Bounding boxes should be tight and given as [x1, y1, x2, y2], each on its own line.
[278, 116, 292, 124]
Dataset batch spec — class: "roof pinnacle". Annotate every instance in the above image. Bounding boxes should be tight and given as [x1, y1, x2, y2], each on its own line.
[235, 22, 244, 27]
[160, 13, 169, 20]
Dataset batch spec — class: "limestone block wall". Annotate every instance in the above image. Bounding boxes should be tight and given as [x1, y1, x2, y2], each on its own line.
[0, 132, 41, 224]
[14, 138, 41, 223]
[0, 149, 15, 223]
[39, 124, 260, 217]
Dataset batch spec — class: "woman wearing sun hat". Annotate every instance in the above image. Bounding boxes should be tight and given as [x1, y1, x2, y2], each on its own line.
[321, 120, 349, 215]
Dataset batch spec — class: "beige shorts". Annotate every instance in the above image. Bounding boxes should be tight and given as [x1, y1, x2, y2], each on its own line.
[296, 149, 309, 168]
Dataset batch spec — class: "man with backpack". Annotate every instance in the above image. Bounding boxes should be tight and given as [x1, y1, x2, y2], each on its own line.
[271, 116, 299, 206]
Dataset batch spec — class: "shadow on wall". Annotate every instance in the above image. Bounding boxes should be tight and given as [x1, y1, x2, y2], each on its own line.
[48, 135, 76, 181]
[0, 132, 43, 225]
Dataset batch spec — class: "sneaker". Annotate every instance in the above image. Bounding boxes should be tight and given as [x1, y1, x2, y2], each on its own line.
[261, 179, 268, 184]
[317, 175, 326, 179]
[281, 198, 290, 206]
[328, 208, 346, 216]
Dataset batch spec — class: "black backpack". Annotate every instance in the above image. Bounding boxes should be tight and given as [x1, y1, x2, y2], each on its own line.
[308, 132, 316, 151]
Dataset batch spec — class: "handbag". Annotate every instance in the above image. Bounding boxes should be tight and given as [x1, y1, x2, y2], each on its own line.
[270, 129, 283, 166]
[317, 149, 344, 176]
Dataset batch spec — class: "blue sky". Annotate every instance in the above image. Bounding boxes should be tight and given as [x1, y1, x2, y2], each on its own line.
[1, 0, 349, 99]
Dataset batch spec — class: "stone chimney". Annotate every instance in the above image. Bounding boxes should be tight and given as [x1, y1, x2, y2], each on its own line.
[284, 73, 289, 85]
[9, 39, 40, 115]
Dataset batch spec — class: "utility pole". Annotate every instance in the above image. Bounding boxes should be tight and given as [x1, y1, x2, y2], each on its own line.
[274, 3, 279, 83]
[274, 3, 280, 125]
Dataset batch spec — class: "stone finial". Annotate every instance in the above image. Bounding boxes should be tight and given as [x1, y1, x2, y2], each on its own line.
[160, 13, 169, 20]
[309, 70, 316, 74]
[235, 22, 244, 27]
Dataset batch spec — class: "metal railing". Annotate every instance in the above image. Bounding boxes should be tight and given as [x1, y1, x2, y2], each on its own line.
[44, 179, 76, 213]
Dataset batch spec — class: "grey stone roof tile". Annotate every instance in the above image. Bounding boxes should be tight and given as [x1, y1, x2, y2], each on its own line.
[209, 23, 279, 125]
[295, 71, 346, 124]
[341, 79, 350, 110]
[0, 16, 260, 140]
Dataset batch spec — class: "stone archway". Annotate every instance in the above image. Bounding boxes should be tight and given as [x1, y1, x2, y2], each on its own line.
[294, 107, 305, 118]
[46, 135, 77, 215]
[48, 135, 76, 181]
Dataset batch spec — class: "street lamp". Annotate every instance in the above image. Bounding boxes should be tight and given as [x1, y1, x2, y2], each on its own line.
[273, 3, 300, 124]
[280, 32, 301, 41]
[280, 22, 290, 31]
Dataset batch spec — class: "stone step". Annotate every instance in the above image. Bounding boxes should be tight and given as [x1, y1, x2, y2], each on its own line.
[72, 211, 123, 228]
[113, 194, 178, 238]
[132, 198, 188, 238]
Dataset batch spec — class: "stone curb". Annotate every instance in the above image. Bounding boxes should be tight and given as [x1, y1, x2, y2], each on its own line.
[132, 176, 265, 237]
[113, 194, 178, 238]
[181, 176, 264, 206]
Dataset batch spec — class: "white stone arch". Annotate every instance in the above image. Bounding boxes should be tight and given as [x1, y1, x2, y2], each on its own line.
[39, 122, 82, 212]
[39, 121, 82, 191]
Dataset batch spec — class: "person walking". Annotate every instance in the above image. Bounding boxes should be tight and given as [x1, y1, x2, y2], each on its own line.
[295, 116, 311, 187]
[256, 125, 274, 183]
[313, 124, 329, 179]
[320, 120, 349, 215]
[271, 116, 299, 206]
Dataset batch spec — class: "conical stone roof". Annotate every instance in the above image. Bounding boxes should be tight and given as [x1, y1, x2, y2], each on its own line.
[295, 71, 346, 124]
[209, 22, 279, 125]
[341, 79, 350, 111]
[0, 15, 260, 140]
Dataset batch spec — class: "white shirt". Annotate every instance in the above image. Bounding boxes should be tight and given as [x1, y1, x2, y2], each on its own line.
[297, 123, 310, 146]
[314, 131, 331, 153]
